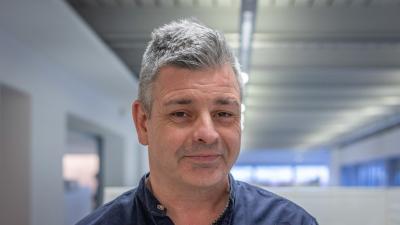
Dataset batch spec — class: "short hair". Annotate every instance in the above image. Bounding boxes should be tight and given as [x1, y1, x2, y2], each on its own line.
[138, 19, 242, 115]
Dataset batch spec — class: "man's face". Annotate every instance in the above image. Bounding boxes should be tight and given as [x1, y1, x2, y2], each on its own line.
[133, 64, 241, 188]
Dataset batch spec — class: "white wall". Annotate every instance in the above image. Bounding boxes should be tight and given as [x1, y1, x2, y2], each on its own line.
[269, 187, 400, 225]
[386, 189, 400, 225]
[338, 128, 400, 164]
[0, 28, 142, 225]
[330, 127, 400, 185]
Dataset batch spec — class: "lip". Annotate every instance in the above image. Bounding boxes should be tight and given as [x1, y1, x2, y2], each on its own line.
[184, 154, 222, 163]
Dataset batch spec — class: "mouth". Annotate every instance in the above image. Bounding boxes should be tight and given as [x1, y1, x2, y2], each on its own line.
[184, 154, 222, 163]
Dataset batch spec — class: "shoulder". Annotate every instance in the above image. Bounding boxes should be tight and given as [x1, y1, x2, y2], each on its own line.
[232, 180, 318, 225]
[75, 188, 138, 225]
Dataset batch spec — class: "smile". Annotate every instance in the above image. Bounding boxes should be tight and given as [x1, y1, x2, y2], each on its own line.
[184, 154, 222, 163]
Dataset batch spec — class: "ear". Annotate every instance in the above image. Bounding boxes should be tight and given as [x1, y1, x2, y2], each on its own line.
[132, 100, 149, 145]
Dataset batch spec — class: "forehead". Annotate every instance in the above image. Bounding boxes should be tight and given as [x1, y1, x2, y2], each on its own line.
[152, 65, 241, 103]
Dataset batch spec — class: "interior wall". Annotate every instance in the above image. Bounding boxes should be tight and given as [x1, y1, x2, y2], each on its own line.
[330, 126, 400, 185]
[269, 187, 400, 225]
[0, 84, 31, 225]
[0, 28, 141, 225]
[338, 127, 400, 164]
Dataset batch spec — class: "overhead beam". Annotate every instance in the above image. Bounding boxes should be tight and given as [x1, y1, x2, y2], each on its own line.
[255, 7, 400, 33]
[74, 7, 240, 33]
[239, 0, 257, 72]
[250, 45, 400, 68]
[74, 6, 400, 34]
[331, 113, 400, 148]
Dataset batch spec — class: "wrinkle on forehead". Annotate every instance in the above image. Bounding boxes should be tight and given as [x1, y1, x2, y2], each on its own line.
[155, 64, 240, 91]
[149, 64, 241, 117]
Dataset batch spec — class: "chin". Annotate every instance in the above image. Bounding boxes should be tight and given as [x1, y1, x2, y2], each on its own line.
[184, 168, 228, 188]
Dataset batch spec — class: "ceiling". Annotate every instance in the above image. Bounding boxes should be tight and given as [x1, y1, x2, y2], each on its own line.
[66, 0, 400, 151]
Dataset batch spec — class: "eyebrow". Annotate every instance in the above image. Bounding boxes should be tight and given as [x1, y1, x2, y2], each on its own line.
[214, 98, 240, 107]
[164, 97, 239, 107]
[164, 98, 192, 106]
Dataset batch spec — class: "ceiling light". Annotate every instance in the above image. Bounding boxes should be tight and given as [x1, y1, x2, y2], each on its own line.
[241, 72, 249, 84]
[241, 103, 246, 113]
[382, 96, 400, 106]
[240, 12, 253, 51]
[361, 106, 387, 116]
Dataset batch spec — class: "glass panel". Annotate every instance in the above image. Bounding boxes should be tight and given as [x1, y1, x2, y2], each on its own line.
[253, 166, 293, 186]
[295, 165, 329, 186]
[231, 166, 253, 182]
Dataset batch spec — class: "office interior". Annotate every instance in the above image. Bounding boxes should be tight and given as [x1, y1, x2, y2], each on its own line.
[1, 0, 400, 225]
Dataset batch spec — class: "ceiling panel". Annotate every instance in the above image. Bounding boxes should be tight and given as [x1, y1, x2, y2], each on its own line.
[66, 0, 400, 150]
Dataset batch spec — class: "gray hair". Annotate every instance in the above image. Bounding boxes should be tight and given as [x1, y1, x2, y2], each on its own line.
[138, 19, 242, 115]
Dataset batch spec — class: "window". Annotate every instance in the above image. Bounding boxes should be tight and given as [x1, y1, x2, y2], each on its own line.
[341, 156, 400, 187]
[295, 165, 329, 186]
[254, 166, 293, 186]
[231, 164, 329, 186]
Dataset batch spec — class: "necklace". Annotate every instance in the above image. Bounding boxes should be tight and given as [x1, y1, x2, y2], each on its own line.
[146, 177, 230, 225]
[211, 197, 230, 225]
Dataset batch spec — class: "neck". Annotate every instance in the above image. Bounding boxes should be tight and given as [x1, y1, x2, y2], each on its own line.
[147, 173, 230, 225]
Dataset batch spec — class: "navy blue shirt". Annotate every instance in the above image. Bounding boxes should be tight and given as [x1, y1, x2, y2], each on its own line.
[76, 174, 318, 225]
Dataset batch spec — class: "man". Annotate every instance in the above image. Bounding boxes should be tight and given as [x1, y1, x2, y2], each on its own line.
[76, 19, 318, 225]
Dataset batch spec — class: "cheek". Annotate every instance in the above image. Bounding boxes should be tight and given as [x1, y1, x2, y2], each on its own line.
[163, 128, 188, 148]
[148, 123, 187, 153]
[220, 127, 241, 151]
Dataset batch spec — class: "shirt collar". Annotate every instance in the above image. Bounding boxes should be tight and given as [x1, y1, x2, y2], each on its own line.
[136, 173, 238, 221]
[137, 173, 167, 216]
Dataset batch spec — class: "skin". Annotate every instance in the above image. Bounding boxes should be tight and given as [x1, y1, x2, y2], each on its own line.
[132, 64, 241, 225]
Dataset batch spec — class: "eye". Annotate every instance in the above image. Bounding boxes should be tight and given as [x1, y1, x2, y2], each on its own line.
[214, 111, 239, 124]
[171, 111, 188, 118]
[169, 111, 191, 123]
[216, 111, 233, 118]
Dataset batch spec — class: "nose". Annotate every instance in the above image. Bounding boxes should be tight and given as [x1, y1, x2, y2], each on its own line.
[192, 112, 219, 144]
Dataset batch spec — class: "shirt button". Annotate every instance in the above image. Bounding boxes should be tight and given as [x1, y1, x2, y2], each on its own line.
[157, 204, 165, 211]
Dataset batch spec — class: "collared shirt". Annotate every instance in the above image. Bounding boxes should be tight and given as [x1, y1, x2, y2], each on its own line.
[76, 174, 318, 225]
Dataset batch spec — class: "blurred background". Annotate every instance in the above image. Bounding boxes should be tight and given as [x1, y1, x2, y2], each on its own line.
[1, 0, 400, 225]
